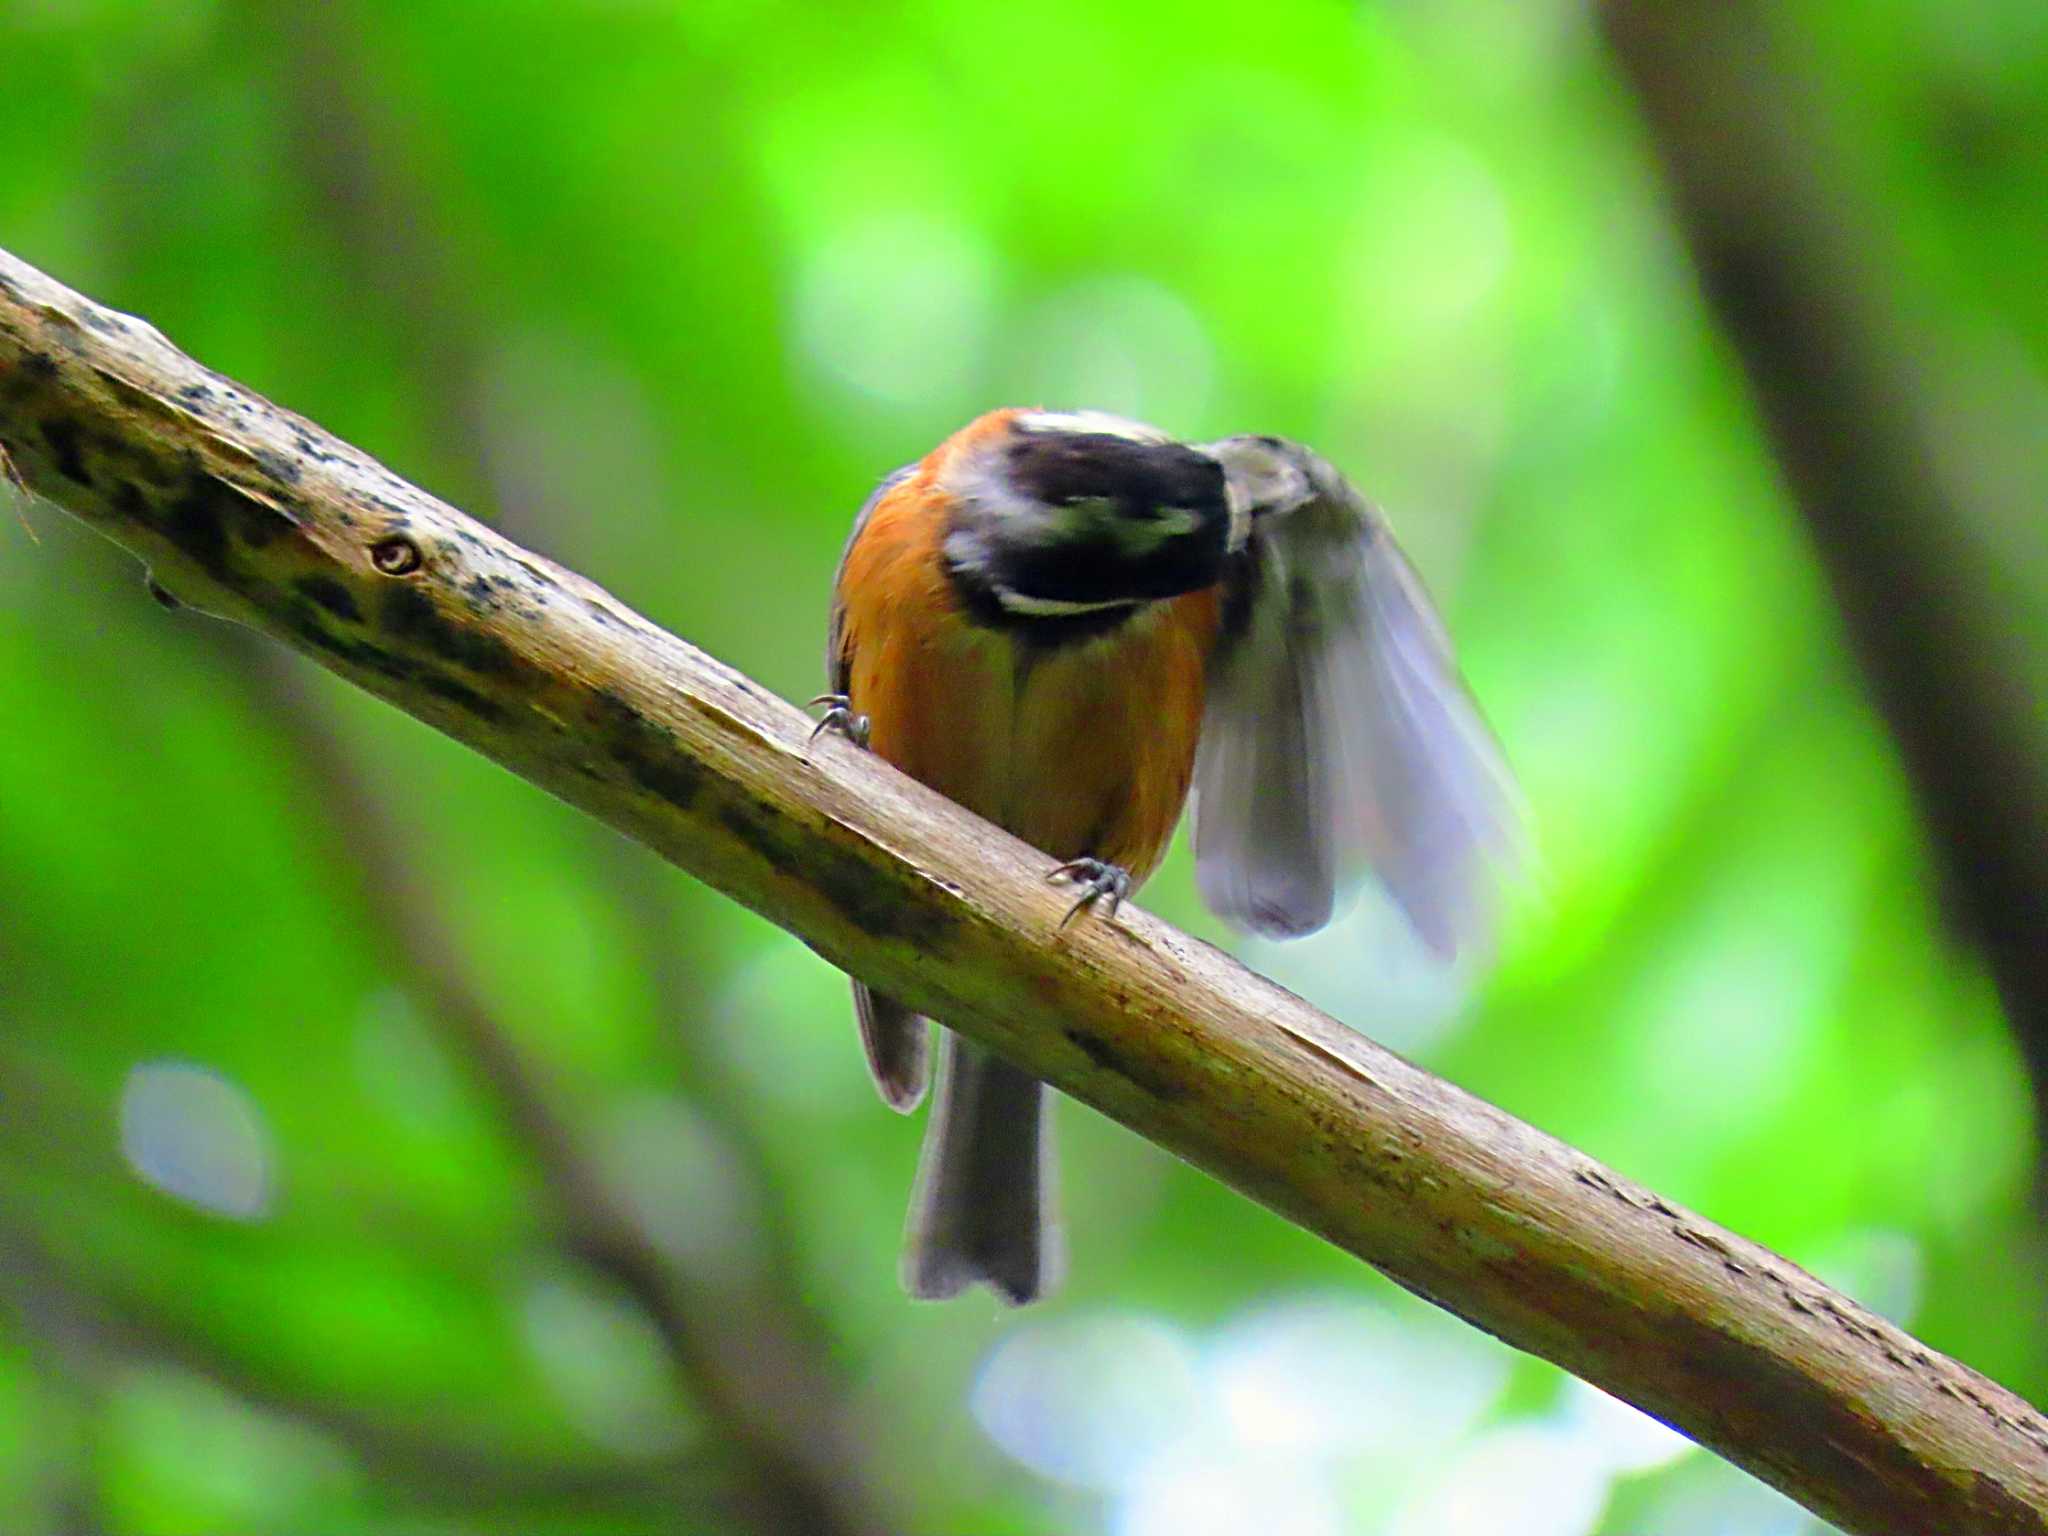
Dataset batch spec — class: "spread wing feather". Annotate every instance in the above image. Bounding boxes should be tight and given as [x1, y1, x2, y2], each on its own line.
[1192, 438, 1524, 956]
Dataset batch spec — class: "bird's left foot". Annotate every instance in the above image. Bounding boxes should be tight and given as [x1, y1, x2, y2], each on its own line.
[807, 693, 871, 749]
[1049, 857, 1132, 927]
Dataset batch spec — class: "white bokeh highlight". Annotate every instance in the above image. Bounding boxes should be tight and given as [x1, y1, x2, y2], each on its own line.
[1387, 1425, 1611, 1536]
[971, 1314, 1203, 1490]
[1238, 888, 1480, 1057]
[974, 1294, 1531, 1533]
[118, 1060, 274, 1220]
[598, 1090, 764, 1286]
[1209, 1298, 1507, 1460]
[1120, 1443, 1342, 1536]
[520, 1269, 691, 1458]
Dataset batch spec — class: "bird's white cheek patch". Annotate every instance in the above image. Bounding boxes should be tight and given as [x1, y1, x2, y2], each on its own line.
[991, 586, 1141, 618]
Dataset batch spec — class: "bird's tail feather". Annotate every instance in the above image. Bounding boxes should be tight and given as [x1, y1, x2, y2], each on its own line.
[902, 1033, 1060, 1305]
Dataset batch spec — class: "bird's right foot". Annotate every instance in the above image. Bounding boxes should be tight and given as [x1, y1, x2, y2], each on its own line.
[807, 693, 871, 749]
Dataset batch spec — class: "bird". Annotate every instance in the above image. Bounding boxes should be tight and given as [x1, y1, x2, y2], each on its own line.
[816, 407, 1523, 1305]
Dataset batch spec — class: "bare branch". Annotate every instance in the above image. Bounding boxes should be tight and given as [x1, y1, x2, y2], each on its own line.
[3, 245, 2045, 1536]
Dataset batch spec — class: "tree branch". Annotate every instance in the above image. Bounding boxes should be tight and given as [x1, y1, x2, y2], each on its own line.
[3, 244, 2044, 1536]
[1596, 1, 2048, 1127]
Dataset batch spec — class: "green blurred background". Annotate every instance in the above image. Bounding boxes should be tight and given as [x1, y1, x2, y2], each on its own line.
[2, 1, 2045, 1532]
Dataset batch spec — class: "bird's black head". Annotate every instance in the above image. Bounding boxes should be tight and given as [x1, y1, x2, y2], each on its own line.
[942, 411, 1233, 634]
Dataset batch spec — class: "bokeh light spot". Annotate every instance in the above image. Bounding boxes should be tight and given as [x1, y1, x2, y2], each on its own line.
[598, 1091, 763, 1285]
[1209, 1296, 1510, 1459]
[1389, 1426, 1612, 1536]
[520, 1269, 693, 1458]
[1118, 1443, 1341, 1536]
[118, 1060, 274, 1221]
[971, 1313, 1202, 1491]
[1552, 1378, 1696, 1477]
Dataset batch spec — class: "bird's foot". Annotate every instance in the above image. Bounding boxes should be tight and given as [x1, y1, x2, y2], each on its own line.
[807, 693, 871, 749]
[1049, 857, 1132, 927]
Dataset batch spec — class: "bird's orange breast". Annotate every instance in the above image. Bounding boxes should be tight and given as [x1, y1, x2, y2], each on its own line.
[837, 463, 1220, 887]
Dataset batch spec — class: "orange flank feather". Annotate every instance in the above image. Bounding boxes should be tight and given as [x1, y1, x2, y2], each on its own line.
[836, 424, 1220, 887]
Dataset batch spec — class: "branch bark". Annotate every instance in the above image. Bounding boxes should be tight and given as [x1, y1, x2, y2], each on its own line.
[1596, 2, 2048, 1125]
[3, 244, 2044, 1536]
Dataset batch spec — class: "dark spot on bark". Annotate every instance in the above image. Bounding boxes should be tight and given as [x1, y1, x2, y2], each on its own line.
[380, 581, 516, 671]
[379, 584, 517, 675]
[593, 688, 706, 812]
[628, 747, 706, 811]
[252, 447, 302, 486]
[114, 480, 148, 519]
[415, 670, 507, 722]
[231, 499, 284, 547]
[23, 352, 60, 382]
[284, 608, 503, 723]
[1063, 1027, 1189, 1103]
[715, 794, 963, 951]
[223, 476, 301, 547]
[41, 418, 89, 486]
[592, 687, 643, 728]
[161, 483, 233, 578]
[288, 610, 407, 679]
[464, 574, 498, 609]
[154, 475, 298, 575]
[294, 575, 362, 623]
[179, 382, 213, 404]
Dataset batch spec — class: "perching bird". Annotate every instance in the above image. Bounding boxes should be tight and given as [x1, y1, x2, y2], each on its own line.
[818, 408, 1523, 1304]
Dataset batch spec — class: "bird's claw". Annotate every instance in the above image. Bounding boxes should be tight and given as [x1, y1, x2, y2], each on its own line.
[807, 693, 870, 748]
[1048, 857, 1132, 928]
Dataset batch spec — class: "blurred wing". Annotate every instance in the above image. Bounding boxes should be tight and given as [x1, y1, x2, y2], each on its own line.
[1191, 437, 1525, 956]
